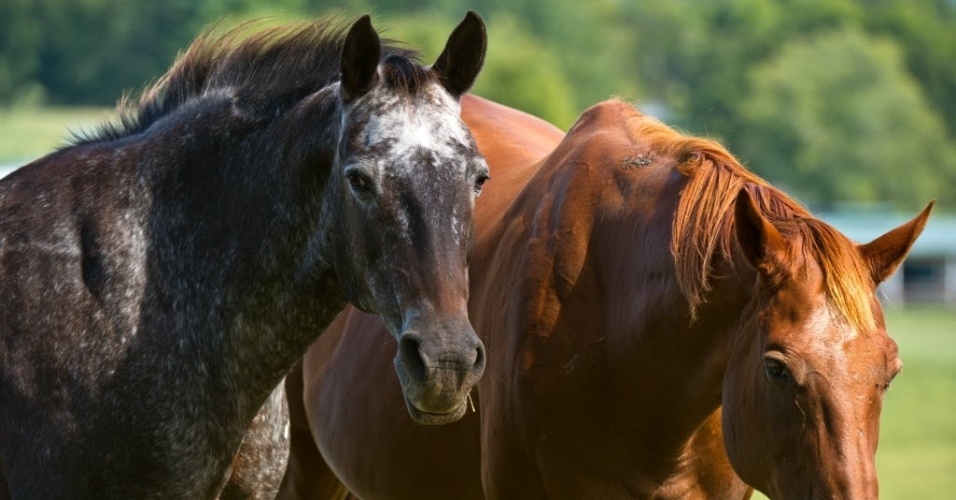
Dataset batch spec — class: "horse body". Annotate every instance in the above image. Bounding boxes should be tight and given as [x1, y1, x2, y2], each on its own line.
[462, 100, 754, 498]
[0, 14, 489, 499]
[281, 95, 932, 499]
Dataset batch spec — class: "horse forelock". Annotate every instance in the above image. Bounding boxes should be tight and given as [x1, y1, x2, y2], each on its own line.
[379, 53, 434, 94]
[782, 216, 878, 334]
[71, 18, 426, 147]
[666, 129, 876, 332]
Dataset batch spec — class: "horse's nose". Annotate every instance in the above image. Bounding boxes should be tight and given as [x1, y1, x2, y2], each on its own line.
[394, 321, 485, 423]
[398, 329, 485, 389]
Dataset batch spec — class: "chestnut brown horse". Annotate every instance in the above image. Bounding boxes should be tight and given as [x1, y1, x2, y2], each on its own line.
[278, 96, 932, 499]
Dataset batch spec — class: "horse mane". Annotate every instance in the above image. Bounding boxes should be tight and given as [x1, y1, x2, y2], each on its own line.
[73, 18, 428, 146]
[620, 109, 877, 332]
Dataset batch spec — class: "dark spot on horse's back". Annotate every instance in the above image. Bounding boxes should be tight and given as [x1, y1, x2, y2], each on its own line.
[79, 219, 106, 302]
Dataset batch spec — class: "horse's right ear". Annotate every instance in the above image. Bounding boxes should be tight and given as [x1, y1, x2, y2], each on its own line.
[734, 188, 788, 278]
[341, 15, 381, 102]
[431, 11, 487, 98]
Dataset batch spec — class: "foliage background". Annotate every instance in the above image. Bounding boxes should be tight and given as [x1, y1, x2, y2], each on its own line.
[1, 0, 955, 211]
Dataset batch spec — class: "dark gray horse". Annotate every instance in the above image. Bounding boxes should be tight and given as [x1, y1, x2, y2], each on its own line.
[0, 13, 488, 499]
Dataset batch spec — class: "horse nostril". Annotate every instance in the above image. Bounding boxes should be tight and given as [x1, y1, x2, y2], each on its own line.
[398, 333, 427, 385]
[473, 342, 486, 374]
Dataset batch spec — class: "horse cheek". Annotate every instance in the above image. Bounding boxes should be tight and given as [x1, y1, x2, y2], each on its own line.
[721, 351, 768, 488]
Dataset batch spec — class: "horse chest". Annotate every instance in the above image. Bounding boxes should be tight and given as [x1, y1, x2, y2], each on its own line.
[0, 389, 245, 498]
[0, 292, 252, 498]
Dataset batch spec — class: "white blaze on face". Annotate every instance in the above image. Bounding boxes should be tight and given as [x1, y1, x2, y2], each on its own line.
[363, 87, 472, 178]
[361, 84, 481, 247]
[342, 81, 483, 307]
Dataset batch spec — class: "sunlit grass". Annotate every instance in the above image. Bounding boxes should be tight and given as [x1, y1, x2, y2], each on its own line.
[0, 107, 114, 165]
[878, 307, 956, 499]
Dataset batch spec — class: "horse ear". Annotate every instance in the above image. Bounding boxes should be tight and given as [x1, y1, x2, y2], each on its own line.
[734, 188, 788, 278]
[859, 201, 934, 284]
[431, 11, 487, 98]
[340, 15, 381, 102]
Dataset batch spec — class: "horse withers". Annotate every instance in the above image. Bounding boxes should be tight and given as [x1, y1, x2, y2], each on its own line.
[280, 97, 932, 499]
[0, 12, 488, 499]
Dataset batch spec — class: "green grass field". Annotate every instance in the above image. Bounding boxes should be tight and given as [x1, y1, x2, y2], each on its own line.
[877, 307, 956, 498]
[3, 107, 955, 498]
[0, 107, 114, 165]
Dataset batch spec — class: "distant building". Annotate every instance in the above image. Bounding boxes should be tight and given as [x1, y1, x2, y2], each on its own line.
[822, 211, 956, 308]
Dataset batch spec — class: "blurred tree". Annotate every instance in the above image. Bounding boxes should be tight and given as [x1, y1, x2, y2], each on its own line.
[475, 0, 635, 113]
[377, 12, 578, 128]
[1, 0, 954, 211]
[863, 0, 956, 136]
[0, 0, 44, 105]
[469, 14, 578, 129]
[387, 0, 630, 106]
[619, 0, 866, 139]
[21, 0, 207, 105]
[616, 0, 954, 209]
[737, 27, 956, 209]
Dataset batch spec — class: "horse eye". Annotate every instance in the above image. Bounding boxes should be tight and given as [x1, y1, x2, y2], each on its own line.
[474, 174, 489, 194]
[764, 357, 792, 384]
[346, 172, 369, 191]
[884, 365, 902, 391]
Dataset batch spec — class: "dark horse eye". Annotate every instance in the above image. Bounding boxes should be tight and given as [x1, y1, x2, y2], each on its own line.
[346, 172, 369, 191]
[474, 174, 489, 194]
[764, 358, 792, 384]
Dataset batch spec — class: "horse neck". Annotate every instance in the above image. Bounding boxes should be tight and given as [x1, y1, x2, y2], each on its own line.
[137, 91, 347, 409]
[599, 214, 759, 456]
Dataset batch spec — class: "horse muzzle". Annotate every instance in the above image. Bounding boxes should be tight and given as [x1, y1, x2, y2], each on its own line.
[392, 325, 485, 425]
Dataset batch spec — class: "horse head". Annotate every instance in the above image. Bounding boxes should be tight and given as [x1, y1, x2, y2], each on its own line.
[722, 189, 933, 498]
[322, 12, 488, 425]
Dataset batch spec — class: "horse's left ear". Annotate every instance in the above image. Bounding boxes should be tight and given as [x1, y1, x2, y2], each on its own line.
[431, 11, 486, 98]
[859, 201, 934, 284]
[341, 15, 382, 102]
[734, 188, 789, 279]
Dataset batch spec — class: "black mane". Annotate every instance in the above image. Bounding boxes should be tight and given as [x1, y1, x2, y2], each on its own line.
[73, 17, 428, 146]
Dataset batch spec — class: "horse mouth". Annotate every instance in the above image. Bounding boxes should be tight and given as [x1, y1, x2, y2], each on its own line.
[402, 396, 469, 425]
[394, 354, 477, 425]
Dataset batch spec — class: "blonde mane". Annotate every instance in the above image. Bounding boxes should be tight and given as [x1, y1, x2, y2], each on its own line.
[621, 109, 876, 332]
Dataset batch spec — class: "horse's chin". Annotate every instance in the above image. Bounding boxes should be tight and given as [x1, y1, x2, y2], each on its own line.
[393, 355, 476, 425]
[402, 396, 468, 425]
